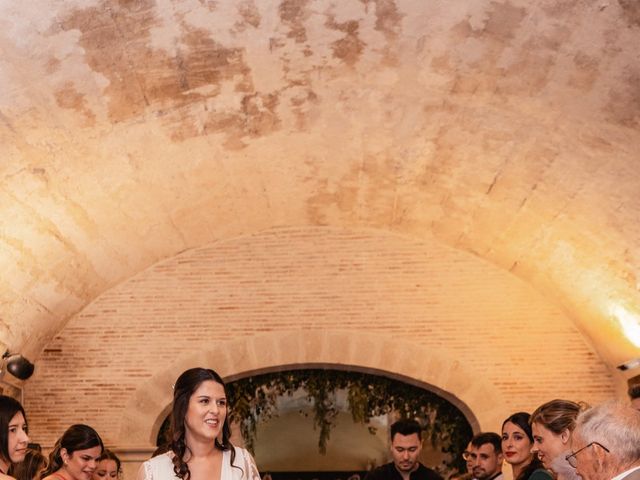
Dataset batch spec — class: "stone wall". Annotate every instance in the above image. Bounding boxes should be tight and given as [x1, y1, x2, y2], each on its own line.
[23, 227, 616, 476]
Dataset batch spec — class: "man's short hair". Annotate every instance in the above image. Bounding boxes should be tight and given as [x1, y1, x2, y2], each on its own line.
[575, 401, 640, 466]
[390, 419, 422, 440]
[628, 384, 640, 400]
[470, 432, 502, 454]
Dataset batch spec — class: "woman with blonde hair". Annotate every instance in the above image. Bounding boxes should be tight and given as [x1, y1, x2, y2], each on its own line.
[530, 400, 585, 480]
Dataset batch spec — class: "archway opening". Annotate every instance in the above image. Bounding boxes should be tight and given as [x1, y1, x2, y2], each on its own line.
[157, 368, 472, 478]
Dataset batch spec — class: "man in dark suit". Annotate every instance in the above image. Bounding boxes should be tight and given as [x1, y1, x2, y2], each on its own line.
[568, 401, 640, 480]
[364, 419, 442, 480]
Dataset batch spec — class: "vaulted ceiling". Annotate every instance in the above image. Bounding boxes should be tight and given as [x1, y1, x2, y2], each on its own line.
[1, 0, 639, 381]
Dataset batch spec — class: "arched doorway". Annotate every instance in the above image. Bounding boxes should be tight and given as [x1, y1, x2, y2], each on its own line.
[156, 367, 472, 478]
[116, 331, 504, 480]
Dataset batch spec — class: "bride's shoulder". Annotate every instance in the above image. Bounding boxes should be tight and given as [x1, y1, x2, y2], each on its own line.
[229, 447, 260, 479]
[230, 446, 251, 461]
[137, 451, 178, 480]
[146, 451, 175, 466]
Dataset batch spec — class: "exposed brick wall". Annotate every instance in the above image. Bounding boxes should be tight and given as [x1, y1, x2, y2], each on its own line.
[24, 227, 615, 452]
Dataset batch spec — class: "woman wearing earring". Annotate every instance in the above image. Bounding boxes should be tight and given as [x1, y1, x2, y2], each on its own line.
[41, 424, 104, 480]
[0, 395, 29, 479]
[502, 412, 551, 480]
[530, 400, 585, 480]
[137, 367, 261, 480]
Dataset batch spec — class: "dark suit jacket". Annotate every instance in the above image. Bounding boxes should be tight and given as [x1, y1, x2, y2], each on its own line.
[364, 463, 442, 480]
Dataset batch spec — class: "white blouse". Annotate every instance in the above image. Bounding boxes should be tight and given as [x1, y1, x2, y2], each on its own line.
[138, 448, 261, 480]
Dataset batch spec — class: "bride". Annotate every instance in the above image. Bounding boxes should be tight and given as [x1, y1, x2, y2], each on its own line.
[137, 368, 261, 480]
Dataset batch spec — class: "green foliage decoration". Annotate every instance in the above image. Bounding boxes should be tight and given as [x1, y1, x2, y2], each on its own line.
[225, 369, 472, 472]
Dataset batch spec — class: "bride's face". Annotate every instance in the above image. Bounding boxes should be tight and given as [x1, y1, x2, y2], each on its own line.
[184, 380, 227, 444]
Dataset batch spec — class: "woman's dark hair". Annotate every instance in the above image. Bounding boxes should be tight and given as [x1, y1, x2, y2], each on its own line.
[0, 395, 28, 466]
[10, 448, 47, 480]
[503, 412, 534, 442]
[41, 424, 103, 478]
[170, 368, 234, 480]
[502, 412, 545, 480]
[97, 450, 121, 476]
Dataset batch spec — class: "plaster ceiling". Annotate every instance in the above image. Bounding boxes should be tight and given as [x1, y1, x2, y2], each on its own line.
[1, 0, 639, 374]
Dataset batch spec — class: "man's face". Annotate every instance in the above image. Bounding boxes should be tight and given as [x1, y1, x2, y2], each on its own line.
[569, 432, 600, 480]
[464, 442, 474, 473]
[391, 432, 423, 473]
[631, 397, 640, 412]
[470, 443, 503, 480]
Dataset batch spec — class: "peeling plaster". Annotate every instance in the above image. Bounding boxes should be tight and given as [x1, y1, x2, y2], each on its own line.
[1, 0, 640, 372]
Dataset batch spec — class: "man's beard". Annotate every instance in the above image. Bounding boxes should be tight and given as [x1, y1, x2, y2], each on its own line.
[397, 461, 417, 473]
[473, 468, 497, 480]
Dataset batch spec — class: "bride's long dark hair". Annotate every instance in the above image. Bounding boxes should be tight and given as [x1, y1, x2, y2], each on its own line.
[170, 368, 235, 480]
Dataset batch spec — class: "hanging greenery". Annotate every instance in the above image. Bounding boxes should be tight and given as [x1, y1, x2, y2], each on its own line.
[225, 368, 472, 472]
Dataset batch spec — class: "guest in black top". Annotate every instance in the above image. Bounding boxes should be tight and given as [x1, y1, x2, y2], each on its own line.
[364, 419, 443, 480]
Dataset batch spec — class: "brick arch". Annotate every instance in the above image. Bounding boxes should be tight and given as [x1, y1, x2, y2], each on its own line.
[118, 330, 506, 448]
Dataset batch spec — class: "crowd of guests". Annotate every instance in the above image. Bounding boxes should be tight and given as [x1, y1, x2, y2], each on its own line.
[376, 390, 640, 480]
[1, 370, 639, 480]
[0, 397, 122, 480]
[0, 368, 260, 480]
